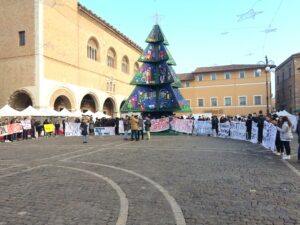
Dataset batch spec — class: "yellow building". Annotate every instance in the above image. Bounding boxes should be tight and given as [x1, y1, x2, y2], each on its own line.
[0, 0, 142, 117]
[178, 65, 272, 116]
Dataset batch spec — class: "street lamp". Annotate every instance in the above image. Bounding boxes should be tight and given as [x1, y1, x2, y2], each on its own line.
[258, 56, 275, 115]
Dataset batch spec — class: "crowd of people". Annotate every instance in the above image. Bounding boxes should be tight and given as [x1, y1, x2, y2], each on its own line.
[1, 111, 299, 162]
[178, 110, 299, 161]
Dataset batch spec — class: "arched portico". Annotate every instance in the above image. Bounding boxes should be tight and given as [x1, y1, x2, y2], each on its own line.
[103, 97, 116, 117]
[9, 90, 33, 110]
[80, 94, 98, 112]
[49, 88, 76, 111]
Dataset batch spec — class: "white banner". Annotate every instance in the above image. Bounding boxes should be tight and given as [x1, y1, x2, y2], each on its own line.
[218, 122, 230, 138]
[21, 120, 31, 130]
[118, 120, 124, 134]
[250, 122, 258, 144]
[94, 127, 115, 136]
[229, 122, 247, 140]
[65, 122, 81, 136]
[262, 121, 277, 152]
[170, 118, 194, 134]
[194, 120, 212, 135]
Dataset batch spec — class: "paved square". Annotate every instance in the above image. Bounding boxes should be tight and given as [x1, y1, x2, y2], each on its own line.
[0, 135, 299, 225]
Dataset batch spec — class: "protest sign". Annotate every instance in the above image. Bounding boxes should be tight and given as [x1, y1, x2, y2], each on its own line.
[94, 127, 115, 136]
[44, 124, 55, 133]
[65, 122, 81, 136]
[21, 120, 31, 130]
[218, 122, 230, 138]
[193, 120, 212, 135]
[250, 122, 258, 144]
[170, 118, 193, 134]
[262, 122, 277, 151]
[230, 122, 247, 140]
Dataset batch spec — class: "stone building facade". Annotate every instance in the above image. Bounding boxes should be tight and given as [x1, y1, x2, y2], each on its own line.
[178, 65, 272, 116]
[275, 53, 300, 113]
[0, 0, 142, 117]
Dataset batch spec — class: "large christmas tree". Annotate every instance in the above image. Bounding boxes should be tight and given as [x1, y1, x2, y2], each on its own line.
[121, 24, 191, 117]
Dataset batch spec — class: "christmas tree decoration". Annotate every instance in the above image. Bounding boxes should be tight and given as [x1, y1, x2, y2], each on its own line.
[121, 24, 191, 116]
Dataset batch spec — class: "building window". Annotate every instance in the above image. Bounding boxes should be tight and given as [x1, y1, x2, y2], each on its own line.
[239, 96, 247, 106]
[19, 31, 26, 46]
[224, 72, 231, 80]
[288, 68, 292, 78]
[211, 73, 216, 80]
[254, 69, 261, 77]
[211, 97, 217, 107]
[276, 75, 279, 84]
[87, 38, 99, 61]
[106, 81, 115, 93]
[282, 72, 285, 80]
[239, 71, 245, 78]
[107, 48, 116, 68]
[198, 98, 204, 107]
[185, 82, 190, 87]
[198, 74, 203, 81]
[224, 97, 232, 106]
[254, 95, 262, 105]
[121, 56, 129, 73]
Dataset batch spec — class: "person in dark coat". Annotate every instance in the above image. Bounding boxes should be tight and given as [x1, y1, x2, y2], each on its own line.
[257, 110, 265, 143]
[80, 119, 88, 143]
[245, 114, 252, 140]
[211, 116, 219, 137]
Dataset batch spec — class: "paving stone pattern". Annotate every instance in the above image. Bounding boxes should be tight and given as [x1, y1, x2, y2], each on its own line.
[0, 135, 299, 225]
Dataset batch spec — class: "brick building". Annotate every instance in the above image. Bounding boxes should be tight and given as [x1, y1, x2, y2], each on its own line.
[0, 0, 142, 117]
[275, 53, 300, 113]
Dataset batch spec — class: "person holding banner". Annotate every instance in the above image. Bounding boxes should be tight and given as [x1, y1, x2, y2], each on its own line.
[275, 116, 293, 160]
[80, 119, 88, 143]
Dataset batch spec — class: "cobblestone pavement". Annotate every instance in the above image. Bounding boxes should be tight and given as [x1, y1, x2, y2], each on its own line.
[0, 135, 299, 225]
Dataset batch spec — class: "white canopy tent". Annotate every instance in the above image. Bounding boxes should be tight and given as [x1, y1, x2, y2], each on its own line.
[19, 106, 41, 117]
[0, 104, 21, 117]
[94, 111, 111, 118]
[38, 108, 61, 117]
[58, 108, 73, 117]
[71, 109, 83, 118]
[82, 110, 94, 116]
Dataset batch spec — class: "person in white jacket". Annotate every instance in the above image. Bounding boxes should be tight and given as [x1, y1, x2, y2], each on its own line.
[276, 116, 293, 159]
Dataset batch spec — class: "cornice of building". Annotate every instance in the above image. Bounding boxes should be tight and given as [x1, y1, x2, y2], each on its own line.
[78, 3, 143, 54]
[275, 52, 300, 71]
[193, 64, 269, 74]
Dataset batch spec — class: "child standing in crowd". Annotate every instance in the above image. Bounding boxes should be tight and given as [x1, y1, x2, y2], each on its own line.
[275, 116, 293, 160]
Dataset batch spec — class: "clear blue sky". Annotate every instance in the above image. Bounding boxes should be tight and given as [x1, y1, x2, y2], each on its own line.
[79, 0, 299, 74]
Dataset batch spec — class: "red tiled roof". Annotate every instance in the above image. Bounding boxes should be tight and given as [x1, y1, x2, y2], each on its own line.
[177, 73, 195, 81]
[193, 64, 269, 73]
